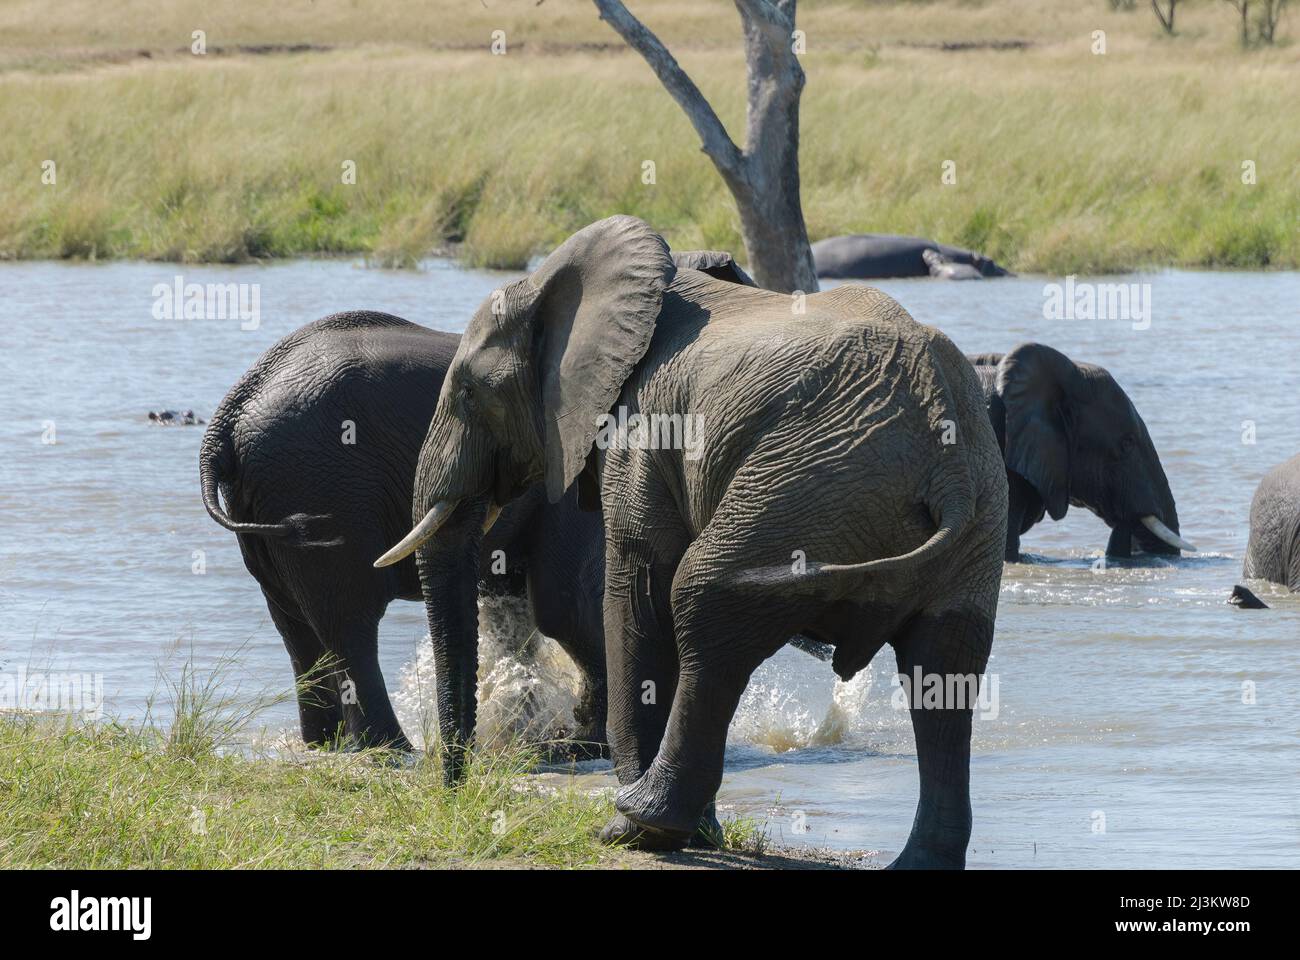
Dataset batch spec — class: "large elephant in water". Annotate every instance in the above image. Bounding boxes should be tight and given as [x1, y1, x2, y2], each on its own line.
[200, 312, 607, 756]
[812, 234, 1011, 280]
[1242, 453, 1300, 591]
[969, 345, 1195, 561]
[377, 216, 1008, 867]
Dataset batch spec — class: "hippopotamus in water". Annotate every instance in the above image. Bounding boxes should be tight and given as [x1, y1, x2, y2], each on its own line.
[149, 409, 204, 425]
[922, 249, 984, 281]
[812, 233, 1011, 280]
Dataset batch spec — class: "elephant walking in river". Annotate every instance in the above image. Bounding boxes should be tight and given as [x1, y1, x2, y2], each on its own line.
[199, 312, 607, 756]
[377, 216, 1008, 867]
[969, 345, 1195, 562]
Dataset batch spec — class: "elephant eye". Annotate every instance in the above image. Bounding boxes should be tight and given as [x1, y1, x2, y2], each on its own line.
[1119, 434, 1136, 455]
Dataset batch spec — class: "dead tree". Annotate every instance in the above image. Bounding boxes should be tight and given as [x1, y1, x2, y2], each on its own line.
[1151, 0, 1180, 34]
[592, 0, 818, 293]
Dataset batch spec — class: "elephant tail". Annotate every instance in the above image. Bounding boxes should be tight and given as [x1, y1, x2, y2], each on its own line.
[199, 418, 295, 538]
[199, 416, 340, 546]
[817, 483, 973, 579]
[727, 479, 974, 595]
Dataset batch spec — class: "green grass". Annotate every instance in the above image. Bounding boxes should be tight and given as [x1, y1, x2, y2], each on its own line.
[0, 714, 622, 868]
[0, 645, 772, 869]
[0, 0, 1296, 271]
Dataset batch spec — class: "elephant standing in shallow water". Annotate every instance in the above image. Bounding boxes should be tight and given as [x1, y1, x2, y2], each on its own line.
[200, 312, 607, 755]
[969, 345, 1195, 562]
[377, 216, 1008, 867]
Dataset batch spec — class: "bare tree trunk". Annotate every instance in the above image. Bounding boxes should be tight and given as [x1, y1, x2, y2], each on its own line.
[592, 0, 818, 293]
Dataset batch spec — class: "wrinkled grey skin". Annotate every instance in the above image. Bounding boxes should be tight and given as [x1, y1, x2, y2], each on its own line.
[382, 217, 1007, 868]
[812, 234, 1010, 280]
[969, 345, 1184, 562]
[199, 312, 606, 757]
[1242, 452, 1300, 591]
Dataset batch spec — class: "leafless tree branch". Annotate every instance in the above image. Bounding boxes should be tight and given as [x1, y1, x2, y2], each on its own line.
[592, 0, 744, 177]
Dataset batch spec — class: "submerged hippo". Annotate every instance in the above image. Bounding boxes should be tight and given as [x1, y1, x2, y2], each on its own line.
[922, 249, 984, 281]
[148, 409, 204, 425]
[812, 233, 1011, 280]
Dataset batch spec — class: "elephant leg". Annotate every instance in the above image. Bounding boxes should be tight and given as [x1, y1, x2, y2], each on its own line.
[613, 542, 794, 848]
[264, 597, 343, 747]
[312, 613, 412, 752]
[602, 555, 678, 786]
[613, 621, 779, 848]
[889, 607, 994, 869]
[597, 548, 688, 847]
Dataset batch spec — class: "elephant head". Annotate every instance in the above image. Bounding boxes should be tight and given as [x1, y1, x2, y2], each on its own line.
[374, 216, 675, 776]
[993, 342, 1193, 557]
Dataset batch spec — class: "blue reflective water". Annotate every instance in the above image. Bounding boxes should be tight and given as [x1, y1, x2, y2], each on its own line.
[1, 259, 1296, 868]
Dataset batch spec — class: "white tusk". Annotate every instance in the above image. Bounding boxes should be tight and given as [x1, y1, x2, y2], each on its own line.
[374, 500, 458, 567]
[483, 503, 502, 534]
[1140, 515, 1197, 553]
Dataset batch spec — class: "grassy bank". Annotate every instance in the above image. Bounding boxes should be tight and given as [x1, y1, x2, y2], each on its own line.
[0, 0, 1296, 271]
[0, 714, 790, 869]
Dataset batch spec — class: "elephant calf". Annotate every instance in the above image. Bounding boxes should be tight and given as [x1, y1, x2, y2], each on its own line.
[1243, 452, 1300, 591]
[200, 312, 606, 755]
[969, 345, 1195, 562]
[378, 216, 1009, 867]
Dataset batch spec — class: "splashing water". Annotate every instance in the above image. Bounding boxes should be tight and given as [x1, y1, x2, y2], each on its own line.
[728, 653, 907, 754]
[392, 593, 585, 751]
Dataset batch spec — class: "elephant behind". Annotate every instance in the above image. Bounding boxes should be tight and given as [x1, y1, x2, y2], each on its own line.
[199, 312, 607, 754]
[1243, 452, 1300, 591]
[969, 345, 1195, 561]
[378, 216, 1009, 867]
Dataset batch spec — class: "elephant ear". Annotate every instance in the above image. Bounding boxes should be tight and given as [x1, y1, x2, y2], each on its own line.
[996, 343, 1083, 521]
[670, 250, 757, 287]
[530, 216, 675, 502]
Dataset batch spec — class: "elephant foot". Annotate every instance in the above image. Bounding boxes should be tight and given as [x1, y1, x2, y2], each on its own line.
[597, 813, 689, 851]
[612, 768, 708, 848]
[887, 840, 966, 870]
[597, 808, 722, 852]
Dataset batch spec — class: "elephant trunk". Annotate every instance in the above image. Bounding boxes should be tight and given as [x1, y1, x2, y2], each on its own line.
[414, 500, 487, 785]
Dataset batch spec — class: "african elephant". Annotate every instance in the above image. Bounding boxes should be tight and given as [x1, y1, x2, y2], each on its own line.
[376, 216, 1008, 867]
[199, 311, 606, 754]
[1242, 452, 1300, 591]
[968, 345, 1195, 562]
[812, 234, 1010, 280]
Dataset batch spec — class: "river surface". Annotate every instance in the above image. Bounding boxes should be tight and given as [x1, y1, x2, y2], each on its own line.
[1, 258, 1296, 869]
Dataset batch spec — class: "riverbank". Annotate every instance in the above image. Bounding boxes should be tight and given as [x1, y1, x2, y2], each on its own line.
[0, 715, 866, 869]
[1, 0, 1295, 272]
